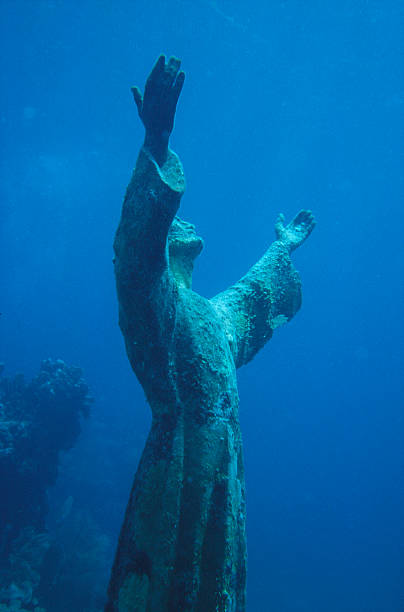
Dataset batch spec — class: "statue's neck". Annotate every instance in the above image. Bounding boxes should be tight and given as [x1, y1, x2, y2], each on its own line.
[170, 255, 194, 289]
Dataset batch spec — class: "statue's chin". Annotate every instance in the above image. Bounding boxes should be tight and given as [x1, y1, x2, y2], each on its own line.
[169, 236, 204, 261]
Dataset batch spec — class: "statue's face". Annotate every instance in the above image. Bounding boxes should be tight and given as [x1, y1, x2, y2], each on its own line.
[168, 217, 204, 261]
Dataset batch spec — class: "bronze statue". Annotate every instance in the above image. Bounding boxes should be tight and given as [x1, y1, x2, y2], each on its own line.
[106, 55, 315, 612]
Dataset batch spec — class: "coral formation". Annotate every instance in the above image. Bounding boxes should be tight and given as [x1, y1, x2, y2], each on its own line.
[0, 359, 92, 610]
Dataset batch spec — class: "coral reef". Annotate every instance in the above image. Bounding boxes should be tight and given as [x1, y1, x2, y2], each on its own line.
[0, 359, 92, 611]
[0, 527, 49, 611]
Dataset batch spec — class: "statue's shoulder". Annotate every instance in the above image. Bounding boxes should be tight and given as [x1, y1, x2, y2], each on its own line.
[176, 288, 221, 325]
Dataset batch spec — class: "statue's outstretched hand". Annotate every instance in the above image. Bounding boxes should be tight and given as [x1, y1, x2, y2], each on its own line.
[275, 210, 316, 253]
[131, 55, 185, 156]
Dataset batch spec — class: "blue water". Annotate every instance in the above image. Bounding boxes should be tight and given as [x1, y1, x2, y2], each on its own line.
[1, 1, 403, 610]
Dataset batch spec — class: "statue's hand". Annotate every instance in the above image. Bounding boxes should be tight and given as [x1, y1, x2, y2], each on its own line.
[131, 55, 185, 152]
[275, 210, 316, 253]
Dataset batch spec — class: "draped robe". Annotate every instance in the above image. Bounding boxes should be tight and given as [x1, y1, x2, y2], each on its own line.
[105, 147, 302, 612]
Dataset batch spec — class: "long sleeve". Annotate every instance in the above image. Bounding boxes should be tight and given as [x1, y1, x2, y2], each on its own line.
[211, 241, 302, 368]
[114, 147, 185, 292]
[113, 147, 185, 395]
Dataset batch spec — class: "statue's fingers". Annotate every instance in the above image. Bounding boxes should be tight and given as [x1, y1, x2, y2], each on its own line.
[296, 209, 315, 228]
[275, 213, 285, 227]
[306, 211, 316, 232]
[131, 86, 143, 113]
[274, 213, 285, 238]
[292, 210, 308, 226]
[305, 210, 316, 226]
[163, 56, 180, 87]
[148, 54, 166, 84]
[167, 56, 181, 75]
[172, 70, 185, 102]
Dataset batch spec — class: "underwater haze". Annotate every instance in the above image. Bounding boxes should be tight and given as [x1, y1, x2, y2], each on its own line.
[1, 1, 403, 611]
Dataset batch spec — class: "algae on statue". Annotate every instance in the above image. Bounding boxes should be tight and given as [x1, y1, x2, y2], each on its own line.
[106, 55, 315, 612]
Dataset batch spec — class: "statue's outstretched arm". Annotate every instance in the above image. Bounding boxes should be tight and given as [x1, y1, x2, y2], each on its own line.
[113, 56, 185, 380]
[212, 210, 315, 368]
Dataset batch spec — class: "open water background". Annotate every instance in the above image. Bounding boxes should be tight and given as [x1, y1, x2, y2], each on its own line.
[1, 1, 403, 610]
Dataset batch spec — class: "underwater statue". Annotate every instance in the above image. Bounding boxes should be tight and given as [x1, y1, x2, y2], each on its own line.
[106, 55, 315, 612]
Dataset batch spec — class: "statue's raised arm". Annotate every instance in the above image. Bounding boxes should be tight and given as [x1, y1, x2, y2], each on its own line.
[113, 56, 186, 388]
[212, 210, 315, 368]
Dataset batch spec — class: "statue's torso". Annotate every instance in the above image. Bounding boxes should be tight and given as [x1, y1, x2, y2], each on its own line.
[172, 288, 239, 421]
[127, 286, 240, 426]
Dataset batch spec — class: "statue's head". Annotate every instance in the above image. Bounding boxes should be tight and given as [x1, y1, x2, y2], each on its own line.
[168, 217, 204, 288]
